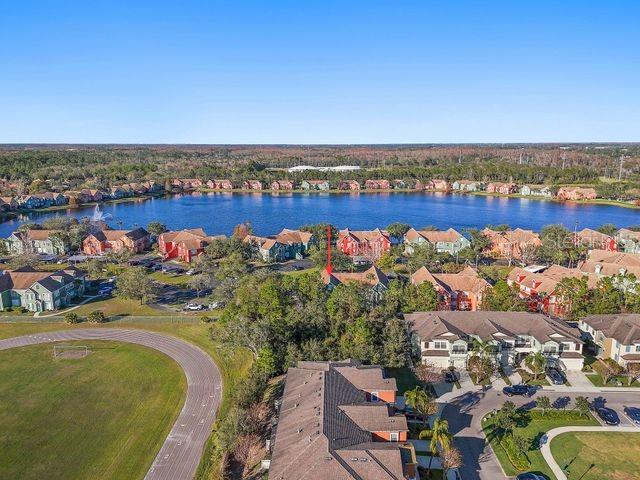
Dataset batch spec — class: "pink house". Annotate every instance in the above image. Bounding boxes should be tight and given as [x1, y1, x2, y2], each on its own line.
[557, 187, 597, 201]
[486, 182, 517, 195]
[364, 179, 391, 190]
[425, 179, 451, 191]
[271, 180, 294, 191]
[338, 180, 361, 191]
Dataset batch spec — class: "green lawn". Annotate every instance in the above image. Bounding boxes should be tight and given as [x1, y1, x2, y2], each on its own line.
[0, 340, 186, 480]
[0, 320, 253, 480]
[72, 297, 165, 316]
[149, 271, 191, 286]
[387, 367, 422, 394]
[585, 373, 640, 387]
[551, 432, 640, 480]
[483, 409, 599, 478]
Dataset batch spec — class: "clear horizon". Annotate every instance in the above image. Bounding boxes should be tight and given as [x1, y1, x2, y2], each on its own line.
[1, 1, 639, 144]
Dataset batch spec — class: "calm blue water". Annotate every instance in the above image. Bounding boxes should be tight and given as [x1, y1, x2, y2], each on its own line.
[1, 192, 638, 237]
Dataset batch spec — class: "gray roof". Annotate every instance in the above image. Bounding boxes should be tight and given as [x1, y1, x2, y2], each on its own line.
[406, 311, 581, 345]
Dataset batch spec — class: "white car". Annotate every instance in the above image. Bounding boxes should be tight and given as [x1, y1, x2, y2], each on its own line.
[184, 303, 205, 311]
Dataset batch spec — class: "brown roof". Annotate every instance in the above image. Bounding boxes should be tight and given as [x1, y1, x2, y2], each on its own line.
[581, 314, 640, 345]
[339, 228, 390, 243]
[322, 266, 389, 288]
[483, 228, 541, 246]
[577, 228, 613, 244]
[579, 250, 640, 277]
[406, 311, 582, 345]
[508, 265, 598, 293]
[334, 364, 398, 391]
[160, 229, 223, 249]
[0, 267, 84, 292]
[340, 404, 408, 433]
[405, 227, 463, 244]
[269, 360, 407, 480]
[411, 266, 490, 295]
[24, 229, 60, 241]
[275, 228, 314, 245]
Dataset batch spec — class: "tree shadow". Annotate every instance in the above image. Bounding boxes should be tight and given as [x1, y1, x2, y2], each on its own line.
[553, 396, 571, 409]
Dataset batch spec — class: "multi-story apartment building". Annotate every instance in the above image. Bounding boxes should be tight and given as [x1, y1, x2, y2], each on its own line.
[268, 360, 418, 480]
[406, 311, 584, 371]
[579, 314, 640, 367]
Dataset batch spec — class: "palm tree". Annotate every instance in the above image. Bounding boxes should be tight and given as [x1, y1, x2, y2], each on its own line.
[472, 338, 496, 359]
[525, 352, 547, 380]
[405, 386, 437, 427]
[427, 418, 453, 474]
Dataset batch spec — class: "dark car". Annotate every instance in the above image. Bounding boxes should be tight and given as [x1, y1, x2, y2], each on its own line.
[444, 371, 457, 383]
[595, 407, 620, 425]
[546, 368, 565, 385]
[624, 406, 640, 425]
[503, 384, 534, 397]
[516, 474, 545, 480]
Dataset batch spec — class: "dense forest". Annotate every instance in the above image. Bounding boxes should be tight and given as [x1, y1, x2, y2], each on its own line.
[1, 144, 639, 193]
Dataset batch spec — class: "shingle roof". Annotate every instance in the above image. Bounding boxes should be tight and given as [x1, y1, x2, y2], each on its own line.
[322, 266, 389, 288]
[339, 228, 390, 243]
[579, 249, 640, 277]
[508, 265, 598, 293]
[411, 266, 489, 295]
[406, 311, 581, 345]
[269, 360, 408, 480]
[581, 314, 640, 345]
[405, 228, 463, 244]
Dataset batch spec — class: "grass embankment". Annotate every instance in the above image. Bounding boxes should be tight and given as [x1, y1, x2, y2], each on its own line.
[0, 320, 253, 480]
[72, 297, 165, 316]
[0, 340, 185, 480]
[550, 432, 640, 480]
[585, 373, 640, 388]
[483, 409, 598, 478]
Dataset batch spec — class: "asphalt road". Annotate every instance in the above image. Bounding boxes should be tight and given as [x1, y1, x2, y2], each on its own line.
[0, 328, 222, 480]
[440, 386, 640, 480]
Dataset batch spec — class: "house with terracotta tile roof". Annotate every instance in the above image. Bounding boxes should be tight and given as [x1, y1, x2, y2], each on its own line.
[364, 179, 391, 190]
[482, 228, 541, 260]
[158, 229, 226, 263]
[578, 249, 640, 279]
[404, 227, 470, 255]
[411, 266, 490, 311]
[338, 180, 361, 191]
[486, 182, 517, 195]
[575, 228, 616, 251]
[0, 266, 86, 312]
[268, 359, 417, 480]
[406, 311, 584, 370]
[507, 265, 598, 317]
[270, 180, 294, 191]
[82, 228, 150, 255]
[556, 186, 597, 201]
[338, 228, 391, 261]
[6, 229, 68, 255]
[242, 180, 263, 190]
[424, 179, 451, 191]
[579, 314, 640, 367]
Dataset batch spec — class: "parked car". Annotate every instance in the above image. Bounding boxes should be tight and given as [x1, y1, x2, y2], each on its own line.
[98, 285, 114, 296]
[503, 384, 535, 397]
[595, 407, 620, 425]
[624, 406, 640, 425]
[186, 269, 196, 275]
[546, 367, 565, 385]
[443, 371, 457, 383]
[184, 303, 206, 311]
[516, 474, 545, 480]
[208, 301, 225, 310]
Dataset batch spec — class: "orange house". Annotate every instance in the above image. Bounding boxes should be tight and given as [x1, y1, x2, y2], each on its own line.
[557, 186, 597, 200]
[411, 265, 490, 311]
[337, 228, 391, 260]
[424, 179, 451, 191]
[486, 182, 517, 195]
[82, 228, 150, 255]
[338, 180, 361, 190]
[482, 227, 541, 260]
[364, 179, 391, 189]
[242, 180, 263, 190]
[158, 228, 225, 263]
[270, 180, 294, 191]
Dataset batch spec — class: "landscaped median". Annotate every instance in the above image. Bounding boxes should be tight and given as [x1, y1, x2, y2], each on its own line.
[482, 402, 598, 478]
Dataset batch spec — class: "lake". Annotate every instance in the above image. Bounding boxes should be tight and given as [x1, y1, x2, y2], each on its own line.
[1, 192, 638, 237]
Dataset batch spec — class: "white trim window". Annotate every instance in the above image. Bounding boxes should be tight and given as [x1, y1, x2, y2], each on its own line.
[390, 432, 399, 441]
[370, 391, 379, 402]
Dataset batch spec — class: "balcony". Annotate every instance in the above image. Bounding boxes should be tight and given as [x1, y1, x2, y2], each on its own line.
[451, 348, 467, 355]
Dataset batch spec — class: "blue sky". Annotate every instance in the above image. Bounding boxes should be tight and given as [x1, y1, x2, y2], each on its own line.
[1, 1, 638, 143]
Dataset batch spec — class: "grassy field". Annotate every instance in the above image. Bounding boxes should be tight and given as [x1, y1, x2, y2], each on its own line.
[72, 297, 166, 316]
[585, 373, 640, 387]
[0, 319, 253, 480]
[483, 409, 599, 478]
[0, 340, 186, 480]
[551, 432, 640, 480]
[149, 271, 192, 286]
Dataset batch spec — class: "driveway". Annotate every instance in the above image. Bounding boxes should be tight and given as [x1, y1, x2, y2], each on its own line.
[0, 328, 222, 480]
[439, 386, 640, 480]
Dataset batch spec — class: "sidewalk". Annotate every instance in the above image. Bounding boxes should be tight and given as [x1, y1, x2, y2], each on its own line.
[540, 425, 640, 480]
[34, 295, 101, 318]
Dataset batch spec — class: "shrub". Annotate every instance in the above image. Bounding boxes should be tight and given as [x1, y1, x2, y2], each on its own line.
[87, 310, 107, 323]
[64, 312, 80, 324]
[499, 434, 531, 471]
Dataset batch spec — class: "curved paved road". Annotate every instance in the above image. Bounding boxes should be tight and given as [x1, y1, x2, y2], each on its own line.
[541, 425, 640, 480]
[0, 328, 222, 480]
